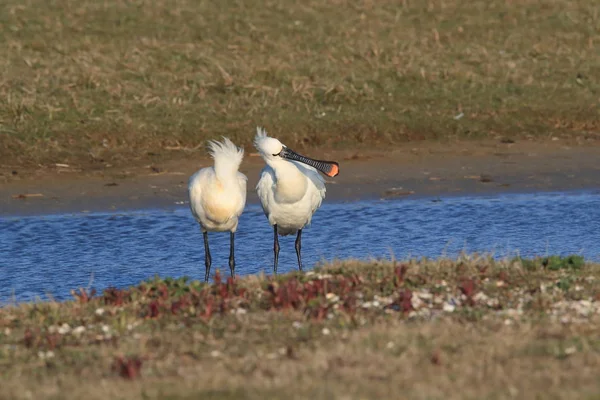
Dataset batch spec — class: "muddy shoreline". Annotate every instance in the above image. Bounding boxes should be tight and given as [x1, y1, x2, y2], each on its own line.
[2, 139, 600, 216]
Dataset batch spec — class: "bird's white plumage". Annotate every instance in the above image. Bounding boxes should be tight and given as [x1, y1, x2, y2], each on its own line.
[189, 137, 247, 232]
[254, 127, 326, 236]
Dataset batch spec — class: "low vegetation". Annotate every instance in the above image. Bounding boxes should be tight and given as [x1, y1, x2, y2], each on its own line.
[2, 256, 600, 399]
[1, 0, 599, 171]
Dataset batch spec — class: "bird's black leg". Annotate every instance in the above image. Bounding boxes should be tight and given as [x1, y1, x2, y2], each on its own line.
[203, 231, 212, 282]
[295, 229, 303, 271]
[229, 231, 236, 279]
[273, 224, 280, 275]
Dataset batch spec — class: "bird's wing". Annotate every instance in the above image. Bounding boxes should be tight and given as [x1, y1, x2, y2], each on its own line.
[291, 161, 326, 185]
[256, 166, 275, 218]
[188, 167, 213, 223]
[308, 169, 325, 216]
[293, 162, 326, 200]
[291, 162, 326, 222]
[236, 171, 248, 217]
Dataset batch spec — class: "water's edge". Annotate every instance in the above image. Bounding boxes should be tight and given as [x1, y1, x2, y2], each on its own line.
[2, 190, 599, 303]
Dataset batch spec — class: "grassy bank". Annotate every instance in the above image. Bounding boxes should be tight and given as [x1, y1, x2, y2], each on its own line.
[1, 0, 599, 170]
[1, 256, 600, 399]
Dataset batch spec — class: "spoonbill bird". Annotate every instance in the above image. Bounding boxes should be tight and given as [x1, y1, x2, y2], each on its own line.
[254, 127, 339, 273]
[188, 138, 247, 281]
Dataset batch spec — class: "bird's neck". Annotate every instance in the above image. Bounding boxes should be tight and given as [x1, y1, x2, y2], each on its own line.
[213, 161, 238, 183]
[270, 160, 307, 203]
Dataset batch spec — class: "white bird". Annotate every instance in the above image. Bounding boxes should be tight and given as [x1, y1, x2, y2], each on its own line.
[188, 137, 247, 281]
[254, 127, 339, 274]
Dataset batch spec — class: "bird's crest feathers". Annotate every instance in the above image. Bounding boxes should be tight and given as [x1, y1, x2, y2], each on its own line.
[207, 137, 244, 179]
[253, 126, 269, 151]
[254, 126, 285, 157]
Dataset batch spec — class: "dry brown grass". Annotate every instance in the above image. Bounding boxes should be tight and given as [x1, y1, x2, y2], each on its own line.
[2, 256, 600, 399]
[1, 0, 599, 171]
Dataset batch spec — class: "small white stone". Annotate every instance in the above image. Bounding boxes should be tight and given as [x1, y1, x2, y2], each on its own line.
[374, 295, 388, 302]
[443, 303, 455, 313]
[322, 328, 331, 336]
[101, 325, 110, 333]
[564, 346, 577, 355]
[361, 301, 372, 309]
[72, 326, 86, 336]
[325, 292, 339, 300]
[38, 350, 55, 359]
[292, 321, 303, 329]
[411, 296, 423, 309]
[473, 292, 489, 303]
[418, 292, 433, 300]
[210, 350, 221, 358]
[326, 293, 339, 302]
[95, 308, 105, 316]
[386, 341, 394, 349]
[57, 323, 71, 335]
[579, 300, 592, 308]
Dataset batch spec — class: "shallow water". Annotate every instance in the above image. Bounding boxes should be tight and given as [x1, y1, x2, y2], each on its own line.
[1, 190, 599, 303]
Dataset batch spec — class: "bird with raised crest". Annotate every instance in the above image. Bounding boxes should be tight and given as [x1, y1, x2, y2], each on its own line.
[188, 137, 247, 281]
[254, 127, 339, 274]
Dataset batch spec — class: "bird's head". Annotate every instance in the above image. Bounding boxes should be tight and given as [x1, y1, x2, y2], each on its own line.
[253, 127, 339, 177]
[254, 127, 285, 159]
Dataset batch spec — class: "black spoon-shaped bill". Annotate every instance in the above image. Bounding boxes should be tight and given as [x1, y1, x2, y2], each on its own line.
[277, 147, 339, 177]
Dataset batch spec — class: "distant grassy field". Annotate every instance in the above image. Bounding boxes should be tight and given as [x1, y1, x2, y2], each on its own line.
[2, 256, 600, 399]
[1, 0, 599, 169]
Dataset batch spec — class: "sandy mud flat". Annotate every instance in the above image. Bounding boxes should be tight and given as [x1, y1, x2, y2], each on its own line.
[1, 140, 599, 216]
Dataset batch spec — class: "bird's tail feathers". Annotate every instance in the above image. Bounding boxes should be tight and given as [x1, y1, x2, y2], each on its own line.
[208, 137, 244, 178]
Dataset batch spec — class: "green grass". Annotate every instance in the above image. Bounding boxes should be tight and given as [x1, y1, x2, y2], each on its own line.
[2, 256, 600, 399]
[515, 254, 586, 271]
[1, 0, 599, 169]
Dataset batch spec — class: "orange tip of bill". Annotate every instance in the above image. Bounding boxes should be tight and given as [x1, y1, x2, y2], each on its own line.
[326, 163, 339, 177]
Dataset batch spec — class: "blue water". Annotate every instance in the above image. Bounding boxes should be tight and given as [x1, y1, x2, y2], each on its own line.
[1, 191, 599, 303]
